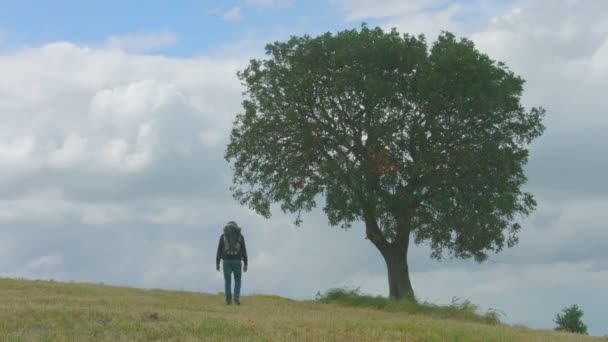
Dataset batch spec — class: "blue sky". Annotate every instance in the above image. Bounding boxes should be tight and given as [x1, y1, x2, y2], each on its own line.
[1, 0, 354, 55]
[1, 0, 607, 336]
[1, 0, 512, 55]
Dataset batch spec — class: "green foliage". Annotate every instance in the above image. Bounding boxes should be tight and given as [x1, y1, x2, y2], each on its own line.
[554, 304, 588, 335]
[318, 287, 501, 325]
[225, 24, 545, 262]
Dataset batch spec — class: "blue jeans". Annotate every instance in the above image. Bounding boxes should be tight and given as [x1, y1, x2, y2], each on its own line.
[223, 259, 242, 304]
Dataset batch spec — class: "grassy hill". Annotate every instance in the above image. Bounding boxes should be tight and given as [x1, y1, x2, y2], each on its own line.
[0, 277, 603, 341]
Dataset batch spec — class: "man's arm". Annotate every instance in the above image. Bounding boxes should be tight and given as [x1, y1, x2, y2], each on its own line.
[216, 235, 224, 270]
[241, 235, 248, 269]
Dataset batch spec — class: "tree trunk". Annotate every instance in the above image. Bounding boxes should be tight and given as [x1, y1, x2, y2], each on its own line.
[381, 243, 414, 300]
[363, 212, 414, 300]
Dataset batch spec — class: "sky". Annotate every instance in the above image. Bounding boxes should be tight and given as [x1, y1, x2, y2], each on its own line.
[0, 0, 607, 336]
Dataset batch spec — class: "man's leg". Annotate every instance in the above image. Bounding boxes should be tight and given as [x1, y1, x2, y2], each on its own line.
[222, 260, 232, 304]
[233, 260, 242, 305]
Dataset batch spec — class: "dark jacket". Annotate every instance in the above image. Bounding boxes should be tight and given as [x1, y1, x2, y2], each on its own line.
[216, 233, 248, 267]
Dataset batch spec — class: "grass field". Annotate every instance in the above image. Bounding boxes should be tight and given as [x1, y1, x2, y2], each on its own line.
[0, 277, 604, 341]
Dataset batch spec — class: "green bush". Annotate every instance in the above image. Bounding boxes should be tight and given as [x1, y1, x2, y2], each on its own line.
[554, 304, 588, 335]
[317, 287, 502, 325]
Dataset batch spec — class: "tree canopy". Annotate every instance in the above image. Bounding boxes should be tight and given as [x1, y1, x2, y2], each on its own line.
[225, 25, 545, 298]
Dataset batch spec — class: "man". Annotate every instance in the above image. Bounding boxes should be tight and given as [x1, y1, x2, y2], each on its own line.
[216, 221, 248, 305]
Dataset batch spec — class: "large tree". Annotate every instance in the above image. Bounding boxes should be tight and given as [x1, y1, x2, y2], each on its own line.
[225, 26, 545, 300]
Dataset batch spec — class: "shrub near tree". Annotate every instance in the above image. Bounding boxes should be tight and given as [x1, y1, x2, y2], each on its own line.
[225, 25, 545, 300]
[554, 304, 588, 335]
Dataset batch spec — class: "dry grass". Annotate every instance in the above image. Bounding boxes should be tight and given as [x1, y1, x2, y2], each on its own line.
[0, 277, 604, 341]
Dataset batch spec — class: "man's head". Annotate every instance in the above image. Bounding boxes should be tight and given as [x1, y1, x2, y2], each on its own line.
[226, 221, 239, 229]
[224, 221, 241, 235]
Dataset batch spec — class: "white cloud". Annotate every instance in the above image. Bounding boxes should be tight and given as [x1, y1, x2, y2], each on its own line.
[0, 185, 235, 227]
[245, 0, 295, 9]
[382, 3, 462, 40]
[98, 122, 158, 173]
[89, 80, 188, 125]
[0, 136, 37, 167]
[331, 0, 443, 20]
[208, 7, 223, 15]
[104, 31, 178, 53]
[198, 129, 223, 148]
[26, 254, 64, 270]
[49, 133, 88, 169]
[0, 189, 70, 223]
[250, 251, 279, 271]
[223, 6, 243, 21]
[4, 253, 70, 282]
[590, 38, 608, 77]
[0, 41, 243, 185]
[81, 203, 131, 225]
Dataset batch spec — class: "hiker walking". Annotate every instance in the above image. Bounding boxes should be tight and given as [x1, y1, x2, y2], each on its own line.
[216, 221, 248, 305]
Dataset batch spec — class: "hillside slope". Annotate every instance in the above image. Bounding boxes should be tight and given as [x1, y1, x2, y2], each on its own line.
[0, 278, 602, 341]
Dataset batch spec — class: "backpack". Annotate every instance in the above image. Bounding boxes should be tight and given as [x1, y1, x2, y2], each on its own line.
[223, 223, 242, 257]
